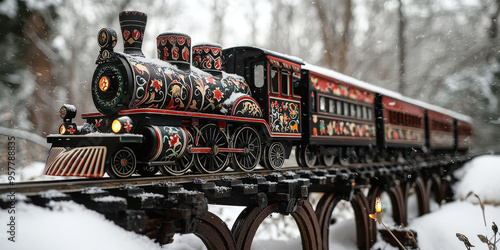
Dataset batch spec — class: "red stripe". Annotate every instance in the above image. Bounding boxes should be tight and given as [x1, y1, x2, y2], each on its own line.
[66, 149, 86, 176]
[189, 147, 247, 153]
[49, 152, 68, 175]
[55, 152, 74, 176]
[81, 113, 104, 118]
[75, 148, 93, 176]
[118, 108, 301, 139]
[80, 148, 96, 176]
[94, 148, 105, 177]
[119, 108, 266, 123]
[189, 147, 212, 154]
[267, 55, 302, 72]
[219, 148, 245, 153]
[52, 152, 70, 175]
[150, 126, 162, 161]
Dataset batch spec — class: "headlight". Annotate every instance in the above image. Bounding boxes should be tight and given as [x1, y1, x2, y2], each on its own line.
[59, 124, 67, 135]
[99, 76, 110, 92]
[111, 119, 122, 133]
[59, 123, 78, 135]
[59, 104, 77, 120]
[111, 117, 133, 133]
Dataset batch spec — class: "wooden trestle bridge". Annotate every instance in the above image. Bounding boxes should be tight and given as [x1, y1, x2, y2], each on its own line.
[0, 156, 471, 249]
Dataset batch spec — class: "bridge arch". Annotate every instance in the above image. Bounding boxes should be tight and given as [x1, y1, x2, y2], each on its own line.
[194, 211, 237, 250]
[231, 201, 321, 250]
[368, 184, 407, 226]
[427, 173, 445, 204]
[412, 176, 430, 216]
[315, 190, 372, 250]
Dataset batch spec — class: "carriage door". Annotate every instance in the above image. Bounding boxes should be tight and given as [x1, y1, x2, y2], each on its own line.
[267, 57, 301, 136]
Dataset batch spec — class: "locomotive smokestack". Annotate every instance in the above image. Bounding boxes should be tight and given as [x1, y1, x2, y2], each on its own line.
[119, 11, 147, 57]
[192, 43, 222, 76]
[157, 32, 191, 70]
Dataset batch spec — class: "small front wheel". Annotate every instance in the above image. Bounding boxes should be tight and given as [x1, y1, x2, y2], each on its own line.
[263, 142, 285, 170]
[320, 154, 335, 167]
[108, 147, 137, 178]
[298, 145, 317, 168]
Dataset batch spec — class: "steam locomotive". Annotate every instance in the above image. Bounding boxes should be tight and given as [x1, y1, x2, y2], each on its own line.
[44, 11, 474, 179]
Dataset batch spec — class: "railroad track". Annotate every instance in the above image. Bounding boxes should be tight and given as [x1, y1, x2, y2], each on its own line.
[1, 153, 476, 195]
[0, 155, 474, 249]
[0, 166, 302, 195]
[0, 158, 455, 195]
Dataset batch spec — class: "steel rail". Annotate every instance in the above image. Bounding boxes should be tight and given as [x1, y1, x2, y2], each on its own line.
[0, 154, 473, 196]
[0, 166, 303, 195]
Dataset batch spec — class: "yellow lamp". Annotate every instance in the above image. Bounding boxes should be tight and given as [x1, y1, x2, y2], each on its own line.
[112, 119, 122, 133]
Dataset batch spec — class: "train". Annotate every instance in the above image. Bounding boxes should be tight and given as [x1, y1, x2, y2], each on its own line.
[44, 11, 474, 179]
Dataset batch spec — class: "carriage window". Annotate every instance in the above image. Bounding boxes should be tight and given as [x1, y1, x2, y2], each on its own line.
[319, 97, 326, 112]
[367, 108, 373, 120]
[270, 66, 279, 94]
[254, 64, 265, 88]
[344, 102, 349, 116]
[356, 105, 362, 119]
[362, 106, 367, 120]
[292, 75, 300, 89]
[329, 99, 335, 113]
[350, 104, 356, 118]
[281, 70, 291, 96]
[337, 101, 343, 115]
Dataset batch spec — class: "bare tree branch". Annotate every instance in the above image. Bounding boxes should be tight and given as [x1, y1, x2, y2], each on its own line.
[0, 127, 49, 149]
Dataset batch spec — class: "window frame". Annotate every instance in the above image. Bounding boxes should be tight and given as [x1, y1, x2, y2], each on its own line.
[270, 66, 279, 94]
[344, 102, 350, 117]
[281, 70, 291, 97]
[319, 96, 326, 112]
[336, 100, 343, 115]
[329, 99, 335, 113]
[253, 63, 265, 88]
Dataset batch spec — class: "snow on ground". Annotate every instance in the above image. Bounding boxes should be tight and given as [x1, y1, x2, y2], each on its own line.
[409, 201, 500, 249]
[454, 155, 500, 204]
[0, 155, 499, 249]
[0, 201, 163, 249]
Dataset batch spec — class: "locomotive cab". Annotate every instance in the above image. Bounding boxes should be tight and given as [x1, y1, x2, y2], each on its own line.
[223, 47, 303, 133]
[223, 47, 304, 168]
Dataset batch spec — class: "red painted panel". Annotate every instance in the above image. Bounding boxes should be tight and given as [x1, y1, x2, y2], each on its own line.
[427, 110, 454, 149]
[427, 110, 453, 131]
[309, 72, 376, 105]
[307, 71, 377, 146]
[382, 96, 425, 117]
[382, 96, 425, 147]
[457, 120, 474, 150]
[267, 55, 301, 74]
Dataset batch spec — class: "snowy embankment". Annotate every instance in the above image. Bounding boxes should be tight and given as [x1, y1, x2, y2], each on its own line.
[1, 155, 500, 249]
